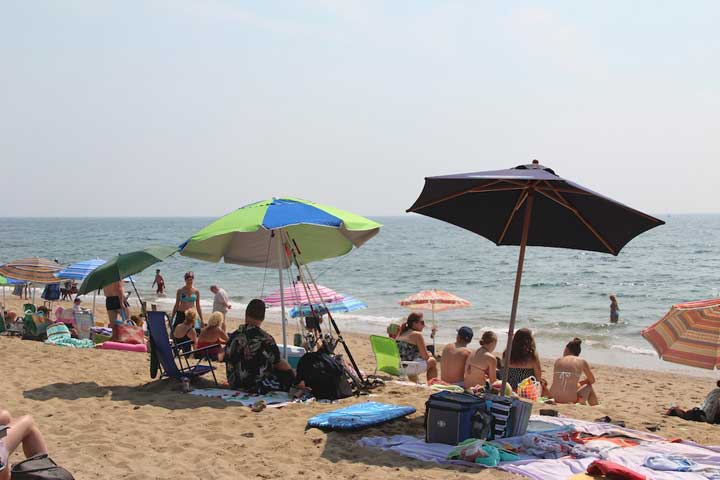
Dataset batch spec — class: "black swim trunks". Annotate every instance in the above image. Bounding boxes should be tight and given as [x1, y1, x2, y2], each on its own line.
[106, 295, 121, 311]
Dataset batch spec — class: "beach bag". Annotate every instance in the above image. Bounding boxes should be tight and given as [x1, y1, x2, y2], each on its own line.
[10, 453, 74, 480]
[116, 324, 144, 345]
[517, 376, 542, 402]
[296, 352, 353, 400]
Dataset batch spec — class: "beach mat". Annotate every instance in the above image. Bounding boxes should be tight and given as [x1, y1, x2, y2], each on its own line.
[307, 401, 416, 431]
[189, 388, 301, 408]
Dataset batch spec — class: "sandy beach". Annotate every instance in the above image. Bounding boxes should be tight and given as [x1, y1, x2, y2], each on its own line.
[1, 296, 719, 479]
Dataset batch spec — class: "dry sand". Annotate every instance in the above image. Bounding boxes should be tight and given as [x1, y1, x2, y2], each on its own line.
[2, 297, 720, 479]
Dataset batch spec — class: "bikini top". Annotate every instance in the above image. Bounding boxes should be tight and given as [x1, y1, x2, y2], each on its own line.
[180, 291, 197, 303]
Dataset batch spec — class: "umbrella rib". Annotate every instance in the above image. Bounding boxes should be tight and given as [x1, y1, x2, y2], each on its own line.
[539, 181, 617, 255]
[497, 188, 530, 245]
[407, 179, 505, 212]
[468, 186, 527, 194]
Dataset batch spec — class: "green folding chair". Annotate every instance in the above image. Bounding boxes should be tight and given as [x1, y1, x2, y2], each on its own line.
[370, 335, 403, 376]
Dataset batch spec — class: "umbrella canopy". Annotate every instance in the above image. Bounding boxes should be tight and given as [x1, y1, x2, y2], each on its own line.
[289, 295, 368, 318]
[0, 258, 64, 284]
[55, 259, 107, 280]
[179, 197, 381, 268]
[78, 246, 177, 295]
[399, 289, 472, 312]
[408, 160, 664, 393]
[408, 161, 663, 255]
[264, 284, 344, 307]
[642, 298, 720, 370]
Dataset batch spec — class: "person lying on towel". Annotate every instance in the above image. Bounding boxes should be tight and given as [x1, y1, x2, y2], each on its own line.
[225, 299, 297, 394]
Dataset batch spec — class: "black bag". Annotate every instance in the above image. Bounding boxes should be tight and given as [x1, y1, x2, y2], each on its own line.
[11, 454, 74, 480]
[296, 352, 353, 400]
[425, 391, 487, 445]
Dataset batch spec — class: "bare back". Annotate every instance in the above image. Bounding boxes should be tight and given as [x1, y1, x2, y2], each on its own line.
[440, 343, 471, 384]
[464, 348, 497, 388]
[550, 356, 586, 403]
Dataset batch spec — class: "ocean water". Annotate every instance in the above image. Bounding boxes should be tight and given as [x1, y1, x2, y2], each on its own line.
[2, 215, 719, 375]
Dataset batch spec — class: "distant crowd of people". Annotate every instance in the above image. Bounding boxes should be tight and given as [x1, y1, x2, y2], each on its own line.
[389, 311, 599, 406]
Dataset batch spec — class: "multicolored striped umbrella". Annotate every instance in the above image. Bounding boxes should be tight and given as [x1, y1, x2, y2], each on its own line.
[400, 289, 472, 312]
[289, 295, 368, 318]
[642, 298, 720, 370]
[0, 257, 64, 284]
[264, 284, 343, 307]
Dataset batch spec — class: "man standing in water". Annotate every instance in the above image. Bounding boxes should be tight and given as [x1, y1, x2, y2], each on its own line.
[104, 281, 129, 340]
[440, 326, 474, 386]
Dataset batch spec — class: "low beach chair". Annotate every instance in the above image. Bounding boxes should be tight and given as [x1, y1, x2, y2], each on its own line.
[369, 335, 424, 381]
[146, 311, 218, 386]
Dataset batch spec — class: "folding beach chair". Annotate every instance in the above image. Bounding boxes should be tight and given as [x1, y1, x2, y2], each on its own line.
[146, 311, 218, 386]
[369, 335, 424, 380]
[73, 312, 94, 340]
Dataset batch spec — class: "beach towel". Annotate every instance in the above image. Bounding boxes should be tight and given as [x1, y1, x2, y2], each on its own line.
[307, 402, 416, 431]
[189, 388, 304, 408]
[358, 416, 720, 480]
[44, 323, 94, 349]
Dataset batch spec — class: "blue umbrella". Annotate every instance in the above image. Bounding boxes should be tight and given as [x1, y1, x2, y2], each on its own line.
[289, 295, 367, 318]
[55, 259, 107, 280]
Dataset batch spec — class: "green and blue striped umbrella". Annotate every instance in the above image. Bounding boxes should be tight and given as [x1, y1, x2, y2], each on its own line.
[179, 197, 381, 268]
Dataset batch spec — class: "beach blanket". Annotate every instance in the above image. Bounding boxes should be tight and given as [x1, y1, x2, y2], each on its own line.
[44, 323, 94, 349]
[307, 402, 416, 431]
[357, 416, 720, 480]
[189, 388, 305, 408]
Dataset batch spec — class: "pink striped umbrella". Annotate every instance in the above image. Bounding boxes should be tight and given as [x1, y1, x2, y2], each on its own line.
[399, 289, 472, 348]
[264, 283, 344, 307]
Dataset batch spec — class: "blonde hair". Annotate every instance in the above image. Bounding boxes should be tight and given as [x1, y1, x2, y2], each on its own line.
[207, 311, 223, 328]
[184, 309, 197, 324]
[479, 331, 497, 347]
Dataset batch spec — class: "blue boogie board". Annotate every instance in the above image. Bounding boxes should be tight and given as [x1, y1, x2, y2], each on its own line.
[307, 402, 416, 431]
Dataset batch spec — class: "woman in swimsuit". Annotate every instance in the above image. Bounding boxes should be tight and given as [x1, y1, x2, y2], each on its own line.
[171, 271, 203, 331]
[172, 308, 198, 353]
[196, 311, 228, 361]
[500, 328, 546, 391]
[549, 338, 598, 405]
[395, 312, 438, 381]
[464, 331, 498, 389]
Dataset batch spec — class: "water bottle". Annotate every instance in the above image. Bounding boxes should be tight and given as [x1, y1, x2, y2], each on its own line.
[181, 377, 191, 393]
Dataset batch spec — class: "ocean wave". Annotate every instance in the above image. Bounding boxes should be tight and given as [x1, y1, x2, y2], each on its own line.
[609, 344, 656, 356]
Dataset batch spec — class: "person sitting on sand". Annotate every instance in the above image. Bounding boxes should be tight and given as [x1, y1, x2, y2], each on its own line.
[172, 309, 198, 353]
[196, 311, 228, 361]
[225, 299, 297, 393]
[440, 326, 474, 386]
[500, 328, 546, 391]
[549, 338, 598, 406]
[395, 312, 438, 381]
[0, 408, 50, 480]
[464, 331, 498, 389]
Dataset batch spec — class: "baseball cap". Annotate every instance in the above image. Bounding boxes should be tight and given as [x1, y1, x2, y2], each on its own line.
[457, 326, 474, 341]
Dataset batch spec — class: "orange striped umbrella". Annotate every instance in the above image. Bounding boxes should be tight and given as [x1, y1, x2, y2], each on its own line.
[642, 298, 720, 370]
[400, 289, 472, 312]
[0, 257, 64, 284]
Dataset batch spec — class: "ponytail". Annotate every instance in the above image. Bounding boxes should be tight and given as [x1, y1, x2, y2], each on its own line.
[399, 312, 423, 336]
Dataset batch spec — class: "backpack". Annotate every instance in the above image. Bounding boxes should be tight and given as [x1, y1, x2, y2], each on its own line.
[296, 352, 353, 400]
[11, 454, 74, 480]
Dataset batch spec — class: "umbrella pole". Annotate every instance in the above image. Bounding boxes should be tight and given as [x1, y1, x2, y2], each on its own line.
[500, 190, 535, 397]
[276, 230, 288, 360]
[432, 304, 436, 353]
[92, 291, 97, 320]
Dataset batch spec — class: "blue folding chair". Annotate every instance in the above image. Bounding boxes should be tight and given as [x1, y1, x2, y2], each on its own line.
[146, 311, 218, 386]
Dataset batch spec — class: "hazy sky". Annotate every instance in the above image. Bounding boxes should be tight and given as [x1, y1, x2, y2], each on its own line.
[2, 1, 718, 217]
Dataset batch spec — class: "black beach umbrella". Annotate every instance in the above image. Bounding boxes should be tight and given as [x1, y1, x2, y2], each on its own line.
[407, 160, 665, 394]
